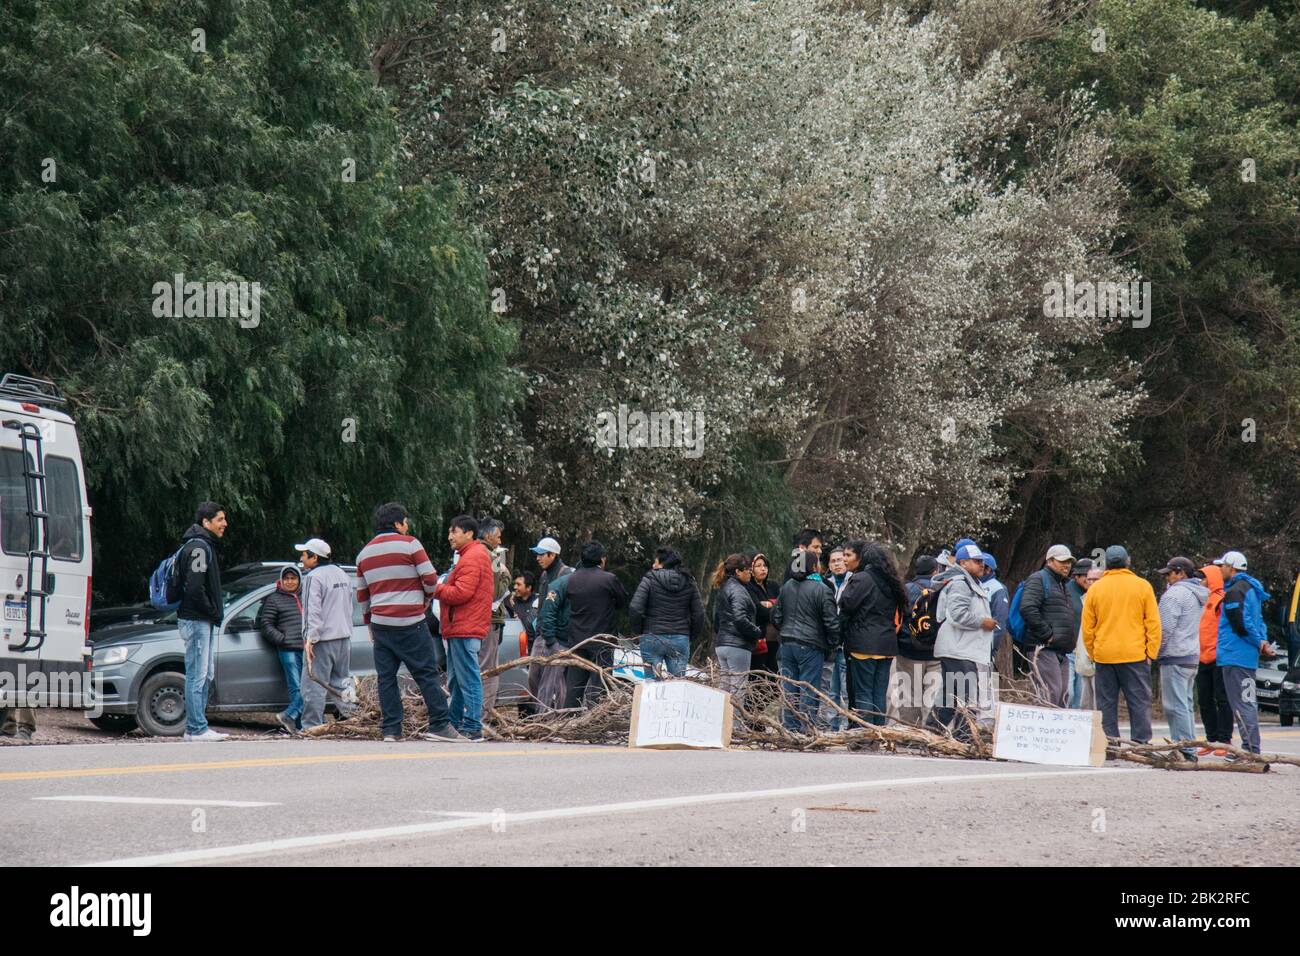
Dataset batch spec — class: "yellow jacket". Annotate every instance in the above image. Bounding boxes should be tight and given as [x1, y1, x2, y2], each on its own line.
[1081, 568, 1161, 664]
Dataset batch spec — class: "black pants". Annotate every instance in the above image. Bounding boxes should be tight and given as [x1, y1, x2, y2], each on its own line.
[1095, 661, 1152, 743]
[930, 658, 980, 741]
[563, 640, 614, 709]
[1195, 661, 1232, 744]
[371, 620, 451, 737]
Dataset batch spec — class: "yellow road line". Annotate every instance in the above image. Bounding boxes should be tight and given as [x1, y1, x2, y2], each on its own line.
[0, 746, 620, 783]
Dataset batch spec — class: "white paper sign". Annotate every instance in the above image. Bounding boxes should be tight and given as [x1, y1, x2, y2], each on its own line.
[992, 702, 1106, 767]
[629, 680, 733, 750]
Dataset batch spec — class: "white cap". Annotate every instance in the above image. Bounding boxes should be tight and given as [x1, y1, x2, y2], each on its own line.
[530, 536, 562, 555]
[1045, 544, 1074, 562]
[955, 544, 984, 563]
[1213, 550, 1247, 571]
[294, 537, 331, 558]
[935, 549, 955, 568]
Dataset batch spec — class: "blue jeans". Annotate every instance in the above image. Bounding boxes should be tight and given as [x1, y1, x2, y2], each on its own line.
[847, 656, 893, 726]
[1068, 653, 1081, 708]
[178, 618, 216, 735]
[818, 649, 847, 730]
[641, 634, 689, 679]
[447, 637, 485, 734]
[1160, 663, 1197, 756]
[778, 641, 825, 733]
[277, 649, 304, 725]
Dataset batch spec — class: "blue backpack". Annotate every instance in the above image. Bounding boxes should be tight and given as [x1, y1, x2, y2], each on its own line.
[1007, 568, 1052, 642]
[148, 542, 191, 610]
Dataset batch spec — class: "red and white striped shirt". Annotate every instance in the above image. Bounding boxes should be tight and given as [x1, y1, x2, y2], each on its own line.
[355, 533, 440, 627]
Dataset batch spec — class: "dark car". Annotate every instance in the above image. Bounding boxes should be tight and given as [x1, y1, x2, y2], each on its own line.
[86, 562, 529, 735]
[1276, 662, 1299, 727]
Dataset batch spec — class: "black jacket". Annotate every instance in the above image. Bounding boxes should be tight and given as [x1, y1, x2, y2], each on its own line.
[505, 592, 541, 649]
[838, 568, 902, 658]
[1020, 566, 1077, 652]
[772, 569, 840, 653]
[900, 575, 936, 661]
[559, 565, 628, 648]
[628, 568, 706, 639]
[714, 576, 763, 649]
[258, 572, 304, 650]
[177, 524, 223, 624]
[746, 577, 780, 634]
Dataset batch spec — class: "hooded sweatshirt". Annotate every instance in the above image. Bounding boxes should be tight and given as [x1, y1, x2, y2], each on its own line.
[1216, 571, 1271, 669]
[1157, 577, 1209, 667]
[257, 567, 304, 650]
[177, 524, 223, 624]
[1081, 568, 1161, 664]
[933, 566, 993, 664]
[303, 561, 355, 643]
[1198, 565, 1225, 664]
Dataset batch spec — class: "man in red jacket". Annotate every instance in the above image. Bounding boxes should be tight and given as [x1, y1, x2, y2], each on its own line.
[434, 515, 494, 740]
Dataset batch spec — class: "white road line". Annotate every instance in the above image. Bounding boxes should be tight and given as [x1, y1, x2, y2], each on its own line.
[34, 796, 280, 808]
[85, 765, 1131, 867]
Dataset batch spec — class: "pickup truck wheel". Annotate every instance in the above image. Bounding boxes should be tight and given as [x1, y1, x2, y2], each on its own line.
[136, 671, 188, 737]
[87, 714, 138, 733]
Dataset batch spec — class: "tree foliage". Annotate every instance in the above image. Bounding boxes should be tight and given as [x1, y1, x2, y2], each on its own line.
[0, 0, 514, 600]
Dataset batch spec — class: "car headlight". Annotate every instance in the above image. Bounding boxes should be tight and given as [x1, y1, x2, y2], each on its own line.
[94, 644, 137, 667]
[1283, 681, 1300, 692]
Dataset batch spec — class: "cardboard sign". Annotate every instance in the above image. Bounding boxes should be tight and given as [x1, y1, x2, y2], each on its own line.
[629, 680, 733, 750]
[992, 702, 1107, 767]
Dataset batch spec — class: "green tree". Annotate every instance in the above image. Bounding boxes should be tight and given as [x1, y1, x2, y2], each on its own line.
[1025, 0, 1300, 583]
[0, 0, 514, 601]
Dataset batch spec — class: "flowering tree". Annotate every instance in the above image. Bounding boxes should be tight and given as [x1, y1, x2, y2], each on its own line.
[392, 0, 1139, 561]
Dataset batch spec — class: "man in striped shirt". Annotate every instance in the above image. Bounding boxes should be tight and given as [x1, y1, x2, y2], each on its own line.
[355, 502, 465, 742]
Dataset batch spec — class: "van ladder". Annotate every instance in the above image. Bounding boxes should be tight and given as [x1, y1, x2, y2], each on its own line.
[12, 422, 50, 652]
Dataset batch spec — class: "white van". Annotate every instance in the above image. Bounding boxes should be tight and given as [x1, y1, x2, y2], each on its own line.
[0, 374, 93, 707]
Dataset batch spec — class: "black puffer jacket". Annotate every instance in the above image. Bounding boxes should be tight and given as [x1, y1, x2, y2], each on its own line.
[714, 576, 763, 649]
[257, 568, 304, 650]
[838, 567, 902, 657]
[629, 568, 706, 639]
[1020, 566, 1077, 652]
[772, 566, 841, 653]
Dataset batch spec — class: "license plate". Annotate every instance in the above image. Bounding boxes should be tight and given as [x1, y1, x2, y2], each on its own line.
[3, 600, 25, 622]
[1258, 687, 1279, 698]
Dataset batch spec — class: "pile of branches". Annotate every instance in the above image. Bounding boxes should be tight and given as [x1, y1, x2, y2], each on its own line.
[305, 637, 1300, 772]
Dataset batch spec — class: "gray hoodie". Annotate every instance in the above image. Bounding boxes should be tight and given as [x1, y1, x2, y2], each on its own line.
[934, 566, 993, 664]
[303, 562, 355, 643]
[1157, 577, 1209, 667]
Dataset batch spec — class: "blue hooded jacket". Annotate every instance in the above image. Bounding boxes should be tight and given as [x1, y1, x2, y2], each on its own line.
[1216, 572, 1270, 668]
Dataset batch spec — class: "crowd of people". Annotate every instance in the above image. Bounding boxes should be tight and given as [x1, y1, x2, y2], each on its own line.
[165, 502, 1287, 759]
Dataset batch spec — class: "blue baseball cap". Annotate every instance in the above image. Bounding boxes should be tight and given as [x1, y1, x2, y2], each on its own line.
[981, 552, 997, 572]
[955, 544, 984, 563]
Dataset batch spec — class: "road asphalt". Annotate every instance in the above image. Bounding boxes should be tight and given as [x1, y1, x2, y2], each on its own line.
[2, 724, 1296, 866]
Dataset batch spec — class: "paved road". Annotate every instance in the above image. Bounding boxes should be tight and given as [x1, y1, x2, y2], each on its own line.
[2, 726, 1296, 866]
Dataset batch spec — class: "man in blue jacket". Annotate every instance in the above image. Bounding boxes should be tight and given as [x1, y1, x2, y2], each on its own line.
[1215, 551, 1277, 755]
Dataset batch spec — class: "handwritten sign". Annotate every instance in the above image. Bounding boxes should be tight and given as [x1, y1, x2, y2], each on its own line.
[992, 703, 1106, 767]
[629, 680, 733, 750]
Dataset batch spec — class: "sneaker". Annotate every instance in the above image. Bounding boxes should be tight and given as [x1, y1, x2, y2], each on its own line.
[460, 729, 485, 742]
[421, 724, 467, 743]
[275, 711, 298, 734]
[13, 727, 33, 741]
[1211, 748, 1229, 757]
[183, 729, 229, 742]
[1196, 746, 1214, 756]
[382, 735, 400, 742]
